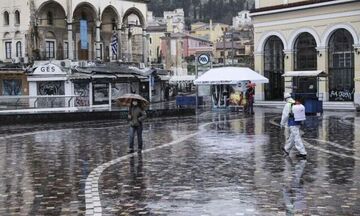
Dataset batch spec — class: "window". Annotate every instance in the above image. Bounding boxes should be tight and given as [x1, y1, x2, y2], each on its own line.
[294, 32, 317, 70]
[45, 41, 55, 59]
[47, 11, 53, 25]
[2, 79, 22, 95]
[16, 41, 22, 57]
[264, 36, 284, 100]
[328, 29, 354, 101]
[14, 10, 20, 25]
[5, 41, 11, 59]
[4, 11, 9, 25]
[149, 37, 152, 44]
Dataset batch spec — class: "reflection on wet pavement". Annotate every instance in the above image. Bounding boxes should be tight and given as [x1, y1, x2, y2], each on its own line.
[0, 108, 360, 215]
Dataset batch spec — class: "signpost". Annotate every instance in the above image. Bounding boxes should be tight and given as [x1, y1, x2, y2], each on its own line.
[195, 52, 212, 109]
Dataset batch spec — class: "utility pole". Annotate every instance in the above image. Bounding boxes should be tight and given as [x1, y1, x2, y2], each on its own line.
[231, 30, 234, 65]
[223, 31, 226, 66]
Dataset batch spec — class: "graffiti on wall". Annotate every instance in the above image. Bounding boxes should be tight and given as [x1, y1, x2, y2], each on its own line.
[37, 81, 65, 107]
[74, 82, 89, 107]
[329, 88, 354, 101]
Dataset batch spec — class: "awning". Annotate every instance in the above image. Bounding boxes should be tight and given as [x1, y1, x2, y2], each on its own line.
[91, 74, 117, 79]
[194, 67, 268, 85]
[169, 75, 195, 84]
[282, 70, 327, 77]
[159, 75, 171, 81]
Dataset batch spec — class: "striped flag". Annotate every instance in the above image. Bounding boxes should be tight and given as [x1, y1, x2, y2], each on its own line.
[111, 32, 118, 56]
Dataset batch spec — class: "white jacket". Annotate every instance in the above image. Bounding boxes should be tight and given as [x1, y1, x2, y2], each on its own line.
[280, 98, 295, 127]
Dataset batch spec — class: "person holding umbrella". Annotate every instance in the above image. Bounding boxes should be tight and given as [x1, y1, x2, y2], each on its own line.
[117, 93, 149, 154]
[128, 99, 147, 153]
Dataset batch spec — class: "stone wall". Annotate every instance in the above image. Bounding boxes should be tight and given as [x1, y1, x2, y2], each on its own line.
[0, 108, 195, 125]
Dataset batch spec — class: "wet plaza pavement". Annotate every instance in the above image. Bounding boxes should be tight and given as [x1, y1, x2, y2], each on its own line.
[0, 108, 360, 216]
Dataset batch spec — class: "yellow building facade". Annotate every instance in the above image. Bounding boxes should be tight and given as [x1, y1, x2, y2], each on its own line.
[190, 21, 229, 43]
[252, 0, 360, 105]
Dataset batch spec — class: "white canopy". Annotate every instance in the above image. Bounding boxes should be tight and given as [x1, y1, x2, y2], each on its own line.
[169, 75, 195, 84]
[282, 70, 327, 77]
[194, 67, 269, 85]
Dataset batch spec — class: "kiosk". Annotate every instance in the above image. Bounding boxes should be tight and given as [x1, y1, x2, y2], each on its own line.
[282, 70, 327, 115]
[194, 67, 269, 111]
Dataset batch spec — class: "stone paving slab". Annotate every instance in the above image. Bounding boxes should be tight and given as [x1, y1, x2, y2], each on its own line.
[0, 109, 359, 215]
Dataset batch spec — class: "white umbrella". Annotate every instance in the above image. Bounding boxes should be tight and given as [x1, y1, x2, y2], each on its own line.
[194, 67, 269, 85]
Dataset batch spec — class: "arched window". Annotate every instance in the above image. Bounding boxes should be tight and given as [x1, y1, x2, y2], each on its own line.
[4, 11, 9, 25]
[15, 10, 20, 25]
[16, 41, 22, 57]
[293, 32, 317, 95]
[294, 32, 317, 70]
[47, 11, 53, 25]
[264, 36, 284, 100]
[328, 29, 354, 101]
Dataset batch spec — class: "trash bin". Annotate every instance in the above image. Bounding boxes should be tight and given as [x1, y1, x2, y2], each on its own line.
[293, 93, 323, 115]
[304, 99, 318, 114]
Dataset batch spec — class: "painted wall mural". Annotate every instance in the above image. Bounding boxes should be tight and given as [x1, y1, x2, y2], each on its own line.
[74, 82, 90, 107]
[37, 81, 65, 108]
[2, 79, 22, 95]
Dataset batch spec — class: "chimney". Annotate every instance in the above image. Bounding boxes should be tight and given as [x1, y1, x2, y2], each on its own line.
[166, 17, 173, 33]
[209, 19, 213, 42]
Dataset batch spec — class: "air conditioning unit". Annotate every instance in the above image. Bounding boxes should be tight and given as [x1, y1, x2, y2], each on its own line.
[60, 60, 71, 68]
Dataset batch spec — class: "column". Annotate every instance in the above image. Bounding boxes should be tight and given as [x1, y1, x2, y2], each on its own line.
[108, 82, 112, 110]
[67, 21, 74, 60]
[149, 75, 152, 103]
[142, 28, 148, 65]
[354, 44, 360, 105]
[283, 49, 294, 94]
[254, 51, 265, 101]
[128, 27, 133, 62]
[316, 46, 329, 101]
[117, 23, 122, 61]
[95, 20, 102, 61]
[89, 82, 93, 108]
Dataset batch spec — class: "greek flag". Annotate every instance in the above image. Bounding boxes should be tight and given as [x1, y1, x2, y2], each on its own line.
[111, 33, 118, 56]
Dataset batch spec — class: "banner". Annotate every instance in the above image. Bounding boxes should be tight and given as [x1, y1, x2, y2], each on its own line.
[111, 32, 118, 56]
[80, 20, 88, 49]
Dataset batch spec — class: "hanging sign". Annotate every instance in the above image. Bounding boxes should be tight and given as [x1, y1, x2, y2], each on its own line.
[80, 20, 88, 49]
[198, 54, 210, 65]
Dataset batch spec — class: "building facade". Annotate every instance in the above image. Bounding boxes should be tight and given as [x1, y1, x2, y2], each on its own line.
[0, 0, 148, 64]
[147, 9, 185, 66]
[161, 33, 213, 76]
[251, 0, 360, 105]
[190, 21, 229, 44]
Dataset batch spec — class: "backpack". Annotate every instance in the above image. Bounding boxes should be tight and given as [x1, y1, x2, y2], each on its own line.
[290, 103, 306, 121]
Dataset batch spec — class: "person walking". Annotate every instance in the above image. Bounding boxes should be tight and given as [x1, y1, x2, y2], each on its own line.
[280, 93, 307, 158]
[245, 81, 255, 114]
[128, 99, 147, 154]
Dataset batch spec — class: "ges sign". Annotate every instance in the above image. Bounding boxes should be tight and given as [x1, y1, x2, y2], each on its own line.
[40, 65, 56, 73]
[34, 63, 65, 75]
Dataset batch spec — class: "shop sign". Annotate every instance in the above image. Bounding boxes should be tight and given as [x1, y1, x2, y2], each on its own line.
[34, 63, 66, 75]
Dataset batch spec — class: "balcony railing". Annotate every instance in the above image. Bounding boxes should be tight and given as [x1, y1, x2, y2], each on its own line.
[33, 50, 145, 63]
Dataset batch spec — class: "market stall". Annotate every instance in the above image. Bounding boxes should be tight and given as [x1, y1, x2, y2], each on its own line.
[282, 70, 327, 115]
[194, 67, 269, 110]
